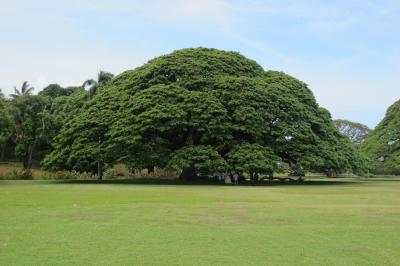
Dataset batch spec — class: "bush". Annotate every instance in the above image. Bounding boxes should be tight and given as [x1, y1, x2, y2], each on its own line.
[41, 170, 97, 180]
[370, 168, 400, 176]
[9, 169, 33, 180]
[129, 168, 178, 179]
[275, 162, 290, 174]
[104, 169, 118, 179]
[289, 165, 305, 177]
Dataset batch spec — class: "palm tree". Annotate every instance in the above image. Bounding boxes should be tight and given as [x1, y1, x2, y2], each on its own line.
[82, 70, 114, 179]
[83, 70, 114, 99]
[10, 81, 34, 98]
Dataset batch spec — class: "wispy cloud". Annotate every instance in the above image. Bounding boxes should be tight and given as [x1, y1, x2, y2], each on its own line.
[0, 0, 399, 127]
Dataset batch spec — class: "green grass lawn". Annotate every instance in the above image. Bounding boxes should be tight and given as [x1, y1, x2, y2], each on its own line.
[1, 178, 400, 265]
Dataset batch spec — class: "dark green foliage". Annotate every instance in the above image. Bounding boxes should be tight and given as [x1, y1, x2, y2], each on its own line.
[227, 143, 278, 174]
[0, 91, 13, 160]
[44, 48, 366, 178]
[168, 146, 228, 178]
[10, 81, 34, 98]
[39, 84, 81, 98]
[37, 88, 89, 159]
[10, 95, 48, 169]
[1, 84, 89, 166]
[45, 88, 88, 128]
[83, 70, 114, 99]
[42, 88, 119, 174]
[296, 108, 367, 176]
[362, 100, 400, 175]
[288, 164, 306, 177]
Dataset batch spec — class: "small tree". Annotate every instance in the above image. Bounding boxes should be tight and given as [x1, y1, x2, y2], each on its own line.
[168, 146, 228, 179]
[227, 143, 278, 178]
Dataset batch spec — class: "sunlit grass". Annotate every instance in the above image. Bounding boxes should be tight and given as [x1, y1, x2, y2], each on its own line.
[1, 178, 399, 265]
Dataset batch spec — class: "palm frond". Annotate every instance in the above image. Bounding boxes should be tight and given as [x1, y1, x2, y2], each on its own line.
[83, 79, 97, 88]
[12, 82, 34, 97]
[98, 70, 114, 87]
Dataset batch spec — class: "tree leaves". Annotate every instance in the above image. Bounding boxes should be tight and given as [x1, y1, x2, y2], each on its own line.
[227, 143, 278, 174]
[44, 48, 366, 177]
[362, 100, 400, 174]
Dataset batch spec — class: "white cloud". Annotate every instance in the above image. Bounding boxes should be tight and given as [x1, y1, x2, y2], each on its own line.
[0, 0, 236, 95]
[0, 45, 151, 95]
[1, 0, 399, 128]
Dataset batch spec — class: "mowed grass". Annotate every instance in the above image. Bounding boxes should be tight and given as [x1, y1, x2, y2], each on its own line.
[1, 178, 400, 265]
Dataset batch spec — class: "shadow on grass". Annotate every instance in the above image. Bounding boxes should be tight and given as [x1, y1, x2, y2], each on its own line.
[51, 178, 360, 187]
[357, 177, 400, 182]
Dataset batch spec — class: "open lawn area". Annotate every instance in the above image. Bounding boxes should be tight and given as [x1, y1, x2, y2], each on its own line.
[1, 178, 400, 265]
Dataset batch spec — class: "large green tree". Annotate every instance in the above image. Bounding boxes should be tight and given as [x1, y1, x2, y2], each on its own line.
[44, 48, 366, 178]
[334, 119, 371, 146]
[362, 100, 400, 175]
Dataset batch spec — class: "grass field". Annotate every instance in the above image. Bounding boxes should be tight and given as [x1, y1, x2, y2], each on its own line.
[1, 178, 400, 265]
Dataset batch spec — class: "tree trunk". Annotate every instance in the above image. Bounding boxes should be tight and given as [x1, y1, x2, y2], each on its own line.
[97, 135, 103, 180]
[23, 144, 34, 170]
[326, 168, 337, 178]
[0, 143, 5, 161]
[147, 165, 155, 175]
[179, 166, 197, 180]
[97, 161, 103, 180]
[249, 171, 254, 181]
[268, 171, 274, 181]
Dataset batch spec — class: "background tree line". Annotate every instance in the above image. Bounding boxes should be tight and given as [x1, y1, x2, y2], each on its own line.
[0, 71, 114, 173]
[35, 48, 368, 179]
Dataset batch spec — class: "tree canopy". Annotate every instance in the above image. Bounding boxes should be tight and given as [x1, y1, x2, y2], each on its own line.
[334, 119, 371, 146]
[83, 71, 114, 99]
[39, 84, 82, 99]
[43, 48, 366, 178]
[10, 94, 48, 169]
[361, 100, 400, 174]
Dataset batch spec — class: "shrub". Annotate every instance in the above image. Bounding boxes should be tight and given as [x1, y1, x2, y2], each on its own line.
[41, 170, 96, 180]
[289, 165, 305, 177]
[104, 169, 118, 179]
[9, 169, 34, 180]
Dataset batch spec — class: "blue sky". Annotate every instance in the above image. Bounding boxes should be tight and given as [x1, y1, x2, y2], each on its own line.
[1, 0, 399, 128]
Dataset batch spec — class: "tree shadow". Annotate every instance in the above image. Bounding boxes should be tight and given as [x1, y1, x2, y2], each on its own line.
[357, 177, 400, 182]
[51, 178, 360, 187]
